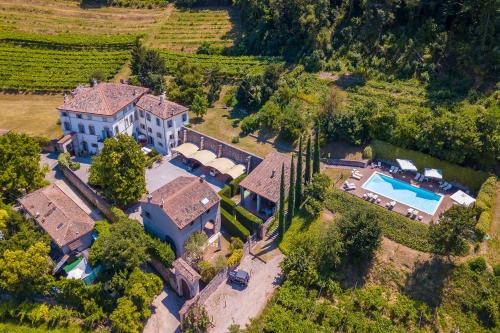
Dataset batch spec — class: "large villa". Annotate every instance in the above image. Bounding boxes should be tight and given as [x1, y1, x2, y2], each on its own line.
[340, 159, 476, 224]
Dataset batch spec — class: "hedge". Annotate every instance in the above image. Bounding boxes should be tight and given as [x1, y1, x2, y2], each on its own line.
[235, 206, 262, 232]
[370, 140, 489, 192]
[219, 185, 232, 198]
[221, 208, 250, 241]
[474, 176, 498, 236]
[220, 195, 236, 215]
[229, 174, 246, 197]
[325, 190, 432, 252]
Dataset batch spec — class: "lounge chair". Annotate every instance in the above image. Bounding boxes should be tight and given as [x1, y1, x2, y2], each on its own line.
[418, 174, 425, 182]
[439, 181, 449, 189]
[389, 166, 395, 173]
[407, 208, 414, 216]
[350, 173, 362, 180]
[393, 167, 399, 173]
[371, 194, 378, 202]
[417, 216, 423, 221]
[377, 161, 381, 168]
[414, 173, 421, 181]
[344, 183, 356, 191]
[363, 193, 368, 199]
[412, 210, 420, 219]
[386, 201, 396, 209]
[443, 184, 452, 191]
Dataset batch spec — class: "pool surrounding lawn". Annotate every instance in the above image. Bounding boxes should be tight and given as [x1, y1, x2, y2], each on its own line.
[362, 172, 443, 215]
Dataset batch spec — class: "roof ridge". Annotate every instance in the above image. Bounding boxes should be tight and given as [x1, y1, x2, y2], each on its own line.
[162, 177, 200, 204]
[96, 83, 112, 115]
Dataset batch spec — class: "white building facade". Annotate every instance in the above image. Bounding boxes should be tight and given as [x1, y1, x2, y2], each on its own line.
[57, 82, 189, 156]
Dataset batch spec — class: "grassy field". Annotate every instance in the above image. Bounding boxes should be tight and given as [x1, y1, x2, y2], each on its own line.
[0, 322, 84, 333]
[0, 93, 62, 138]
[0, 0, 163, 36]
[152, 6, 238, 51]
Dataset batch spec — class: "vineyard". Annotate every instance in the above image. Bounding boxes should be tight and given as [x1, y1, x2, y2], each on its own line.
[0, 43, 130, 91]
[152, 7, 239, 51]
[0, 0, 163, 36]
[159, 50, 281, 76]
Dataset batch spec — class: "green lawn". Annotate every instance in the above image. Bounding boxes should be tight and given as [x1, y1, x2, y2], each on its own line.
[0, 323, 85, 333]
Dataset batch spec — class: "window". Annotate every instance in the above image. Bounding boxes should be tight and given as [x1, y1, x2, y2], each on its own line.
[140, 124, 146, 130]
[104, 127, 111, 138]
[114, 126, 119, 134]
[91, 143, 98, 148]
[169, 134, 174, 140]
[146, 113, 151, 121]
[77, 114, 82, 119]
[156, 118, 161, 126]
[156, 132, 162, 139]
[61, 112, 67, 117]
[78, 123, 85, 134]
[167, 120, 173, 128]
[89, 125, 95, 135]
[130, 115, 134, 124]
[158, 142, 163, 147]
[125, 118, 129, 128]
[64, 121, 71, 131]
[148, 127, 152, 133]
[134, 110, 138, 120]
[182, 113, 187, 122]
[144, 210, 151, 219]
[140, 110, 144, 118]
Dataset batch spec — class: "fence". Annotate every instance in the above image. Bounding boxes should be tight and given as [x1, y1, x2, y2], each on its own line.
[60, 165, 113, 220]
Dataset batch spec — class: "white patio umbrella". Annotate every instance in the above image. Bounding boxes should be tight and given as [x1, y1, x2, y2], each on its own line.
[450, 190, 476, 207]
[396, 159, 418, 172]
[424, 168, 443, 180]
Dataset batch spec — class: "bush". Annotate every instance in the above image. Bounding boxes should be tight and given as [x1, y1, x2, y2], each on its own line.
[146, 234, 175, 268]
[229, 237, 243, 252]
[198, 261, 216, 283]
[232, 136, 240, 144]
[221, 209, 250, 241]
[229, 174, 246, 197]
[227, 249, 243, 267]
[240, 114, 260, 134]
[362, 145, 373, 160]
[219, 185, 232, 198]
[235, 206, 261, 232]
[468, 257, 487, 273]
[475, 176, 497, 212]
[371, 140, 489, 191]
[57, 152, 80, 171]
[493, 264, 500, 276]
[220, 195, 236, 214]
[476, 211, 491, 236]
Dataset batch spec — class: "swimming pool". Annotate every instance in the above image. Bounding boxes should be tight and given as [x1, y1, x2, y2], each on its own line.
[362, 172, 443, 215]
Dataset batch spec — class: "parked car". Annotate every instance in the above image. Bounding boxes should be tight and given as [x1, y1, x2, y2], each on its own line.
[228, 270, 250, 286]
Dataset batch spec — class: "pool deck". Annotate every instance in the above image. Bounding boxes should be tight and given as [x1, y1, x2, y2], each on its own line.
[338, 166, 455, 224]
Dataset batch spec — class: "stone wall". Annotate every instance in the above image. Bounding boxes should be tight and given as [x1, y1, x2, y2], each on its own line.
[60, 165, 113, 220]
[182, 127, 263, 171]
[322, 158, 368, 168]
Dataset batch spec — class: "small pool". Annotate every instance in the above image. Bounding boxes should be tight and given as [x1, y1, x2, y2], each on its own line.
[362, 172, 443, 215]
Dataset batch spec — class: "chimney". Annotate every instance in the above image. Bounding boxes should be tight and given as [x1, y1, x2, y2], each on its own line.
[160, 91, 166, 105]
[200, 136, 205, 150]
[120, 79, 125, 84]
[271, 169, 276, 178]
[183, 129, 187, 143]
[63, 94, 68, 104]
[246, 156, 252, 174]
[147, 195, 152, 203]
[200, 175, 206, 183]
[91, 78, 97, 87]
[160, 197, 164, 207]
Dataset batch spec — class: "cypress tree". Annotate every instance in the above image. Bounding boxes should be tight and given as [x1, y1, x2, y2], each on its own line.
[287, 156, 295, 226]
[313, 127, 320, 174]
[295, 137, 303, 208]
[305, 136, 312, 184]
[278, 163, 286, 240]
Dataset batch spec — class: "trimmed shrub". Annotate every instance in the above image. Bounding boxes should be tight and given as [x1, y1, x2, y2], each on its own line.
[371, 140, 489, 191]
[229, 237, 244, 251]
[468, 257, 487, 273]
[198, 261, 216, 283]
[476, 211, 492, 236]
[475, 176, 497, 212]
[57, 152, 80, 170]
[219, 185, 232, 198]
[146, 234, 175, 268]
[326, 190, 432, 252]
[362, 145, 373, 160]
[235, 206, 262, 233]
[221, 208, 250, 241]
[220, 195, 236, 215]
[229, 174, 246, 197]
[227, 249, 243, 267]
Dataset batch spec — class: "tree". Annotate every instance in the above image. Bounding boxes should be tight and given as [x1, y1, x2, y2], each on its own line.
[89, 218, 148, 273]
[191, 94, 209, 119]
[428, 206, 477, 257]
[0, 132, 46, 202]
[313, 127, 320, 174]
[338, 210, 382, 263]
[305, 136, 312, 184]
[278, 163, 286, 240]
[303, 173, 331, 203]
[205, 64, 223, 104]
[184, 231, 208, 262]
[318, 224, 344, 279]
[167, 59, 205, 106]
[181, 304, 213, 333]
[110, 297, 142, 333]
[295, 137, 303, 208]
[130, 38, 166, 94]
[89, 134, 146, 206]
[286, 156, 295, 226]
[124, 268, 163, 320]
[0, 242, 53, 297]
[281, 236, 319, 287]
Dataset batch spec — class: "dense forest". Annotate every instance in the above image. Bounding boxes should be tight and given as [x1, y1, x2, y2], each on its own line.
[234, 0, 499, 85]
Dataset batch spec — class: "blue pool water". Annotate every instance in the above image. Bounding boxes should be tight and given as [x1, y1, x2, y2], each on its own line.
[362, 172, 443, 215]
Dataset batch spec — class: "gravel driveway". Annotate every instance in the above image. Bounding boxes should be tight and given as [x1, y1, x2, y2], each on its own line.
[204, 247, 284, 332]
[143, 285, 184, 333]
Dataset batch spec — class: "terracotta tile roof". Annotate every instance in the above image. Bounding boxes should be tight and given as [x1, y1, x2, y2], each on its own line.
[142, 177, 220, 229]
[172, 258, 200, 283]
[57, 83, 148, 116]
[136, 94, 188, 120]
[0, 128, 10, 136]
[18, 182, 95, 249]
[239, 151, 292, 203]
[57, 133, 74, 144]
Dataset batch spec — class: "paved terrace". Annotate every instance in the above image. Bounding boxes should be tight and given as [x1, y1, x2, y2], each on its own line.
[337, 166, 455, 224]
